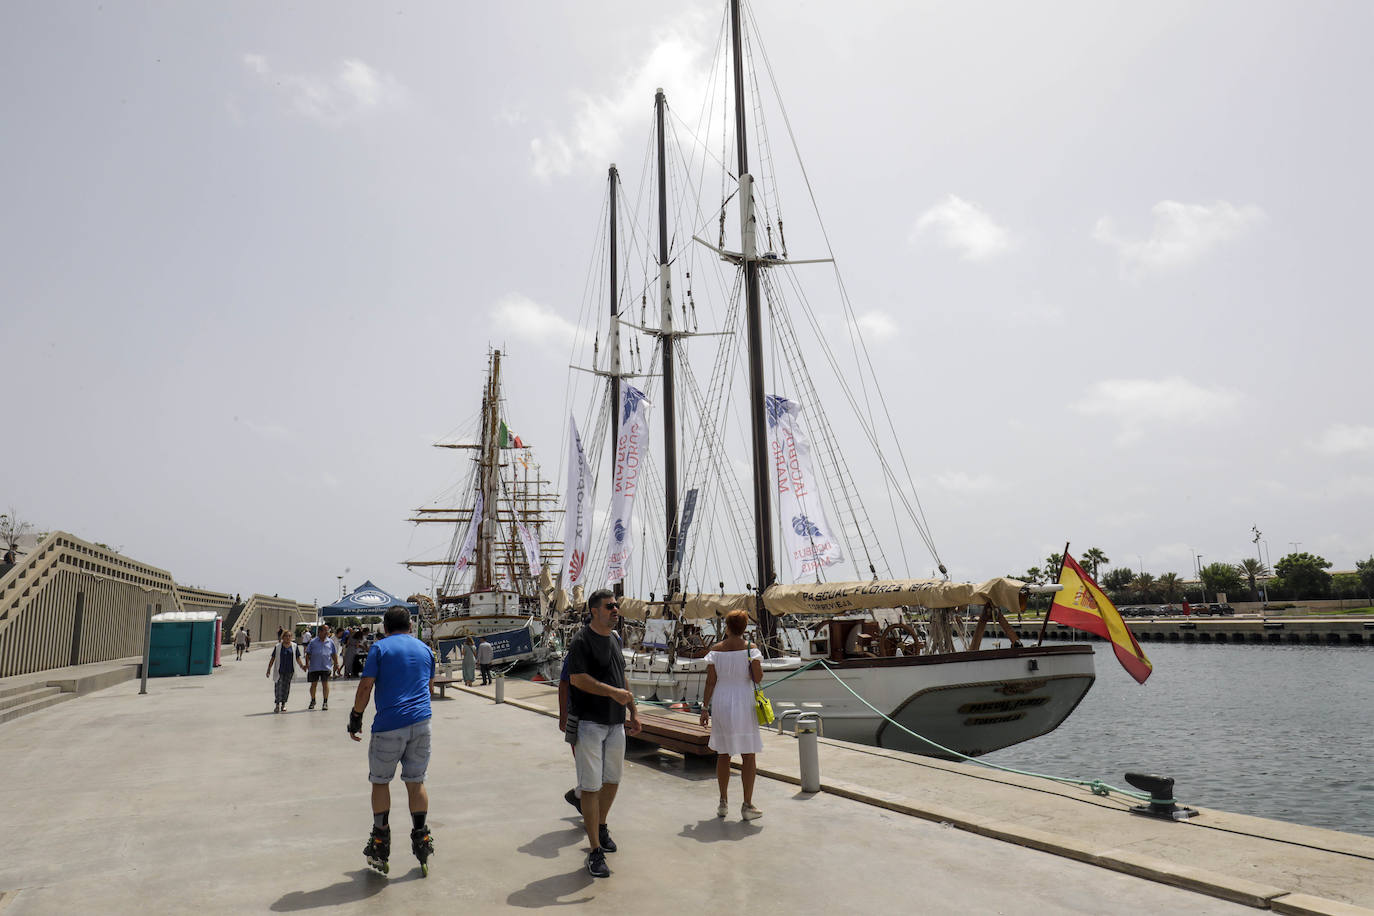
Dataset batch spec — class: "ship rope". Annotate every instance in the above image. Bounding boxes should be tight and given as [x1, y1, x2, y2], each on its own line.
[754, 658, 1154, 803]
[741, 0, 944, 576]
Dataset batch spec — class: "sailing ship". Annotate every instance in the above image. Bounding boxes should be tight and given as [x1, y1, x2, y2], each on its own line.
[554, 0, 1095, 759]
[405, 349, 561, 667]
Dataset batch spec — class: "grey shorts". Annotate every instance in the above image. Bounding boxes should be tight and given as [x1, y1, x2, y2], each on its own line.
[368, 720, 432, 784]
[575, 721, 625, 793]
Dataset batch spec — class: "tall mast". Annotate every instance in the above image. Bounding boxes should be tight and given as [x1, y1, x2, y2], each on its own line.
[730, 0, 777, 637]
[476, 349, 502, 591]
[656, 88, 681, 601]
[607, 164, 624, 599]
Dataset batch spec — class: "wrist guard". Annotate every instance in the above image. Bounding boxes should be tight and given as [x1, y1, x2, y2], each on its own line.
[347, 709, 364, 736]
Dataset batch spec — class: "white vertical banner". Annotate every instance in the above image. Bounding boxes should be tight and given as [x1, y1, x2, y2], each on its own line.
[511, 466, 542, 577]
[560, 416, 594, 591]
[766, 394, 845, 579]
[516, 516, 541, 577]
[606, 383, 651, 585]
[454, 491, 484, 575]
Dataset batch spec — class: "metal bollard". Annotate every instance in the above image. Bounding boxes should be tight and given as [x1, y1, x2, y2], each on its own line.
[797, 720, 821, 793]
[494, 673, 505, 703]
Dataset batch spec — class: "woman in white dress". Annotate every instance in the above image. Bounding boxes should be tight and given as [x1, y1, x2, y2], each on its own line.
[699, 609, 764, 820]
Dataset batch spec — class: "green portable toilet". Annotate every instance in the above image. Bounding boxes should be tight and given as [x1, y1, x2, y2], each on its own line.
[149, 612, 220, 676]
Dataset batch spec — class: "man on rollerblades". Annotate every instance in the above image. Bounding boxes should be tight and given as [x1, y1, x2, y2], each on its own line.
[347, 607, 436, 876]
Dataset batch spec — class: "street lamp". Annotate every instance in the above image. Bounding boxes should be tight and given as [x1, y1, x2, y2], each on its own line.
[1196, 553, 1206, 603]
[337, 576, 344, 598]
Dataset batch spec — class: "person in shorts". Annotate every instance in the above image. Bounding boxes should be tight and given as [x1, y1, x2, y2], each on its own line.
[348, 607, 436, 872]
[304, 624, 339, 710]
[567, 589, 641, 879]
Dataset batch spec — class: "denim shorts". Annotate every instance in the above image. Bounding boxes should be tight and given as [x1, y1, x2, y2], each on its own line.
[368, 720, 432, 784]
[575, 720, 625, 793]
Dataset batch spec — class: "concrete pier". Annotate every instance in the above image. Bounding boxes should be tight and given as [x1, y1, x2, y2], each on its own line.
[0, 655, 1369, 915]
[1018, 615, 1374, 646]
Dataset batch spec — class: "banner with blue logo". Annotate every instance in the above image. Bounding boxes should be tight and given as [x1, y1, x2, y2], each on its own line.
[606, 383, 650, 585]
[766, 394, 845, 580]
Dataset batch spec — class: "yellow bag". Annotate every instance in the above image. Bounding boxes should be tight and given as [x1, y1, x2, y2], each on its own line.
[754, 689, 775, 726]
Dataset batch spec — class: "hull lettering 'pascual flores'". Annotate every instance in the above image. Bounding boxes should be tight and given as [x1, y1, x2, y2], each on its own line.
[405, 350, 562, 668]
[553, 0, 1097, 763]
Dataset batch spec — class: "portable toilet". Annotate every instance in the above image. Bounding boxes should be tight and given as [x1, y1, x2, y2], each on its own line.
[149, 612, 220, 676]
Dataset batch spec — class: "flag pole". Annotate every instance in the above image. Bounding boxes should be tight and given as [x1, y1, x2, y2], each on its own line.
[1037, 541, 1070, 646]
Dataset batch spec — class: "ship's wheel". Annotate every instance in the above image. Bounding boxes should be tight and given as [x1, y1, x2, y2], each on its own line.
[880, 622, 923, 657]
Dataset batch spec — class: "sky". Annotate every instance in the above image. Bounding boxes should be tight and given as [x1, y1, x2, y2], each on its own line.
[3, 1, 1372, 606]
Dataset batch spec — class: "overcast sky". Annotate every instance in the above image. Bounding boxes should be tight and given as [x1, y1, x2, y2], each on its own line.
[4, 1, 1371, 605]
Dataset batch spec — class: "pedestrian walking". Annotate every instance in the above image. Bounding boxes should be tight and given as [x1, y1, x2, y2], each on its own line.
[342, 628, 360, 680]
[698, 609, 764, 820]
[460, 636, 476, 687]
[235, 627, 250, 661]
[557, 655, 580, 814]
[477, 637, 494, 685]
[265, 630, 302, 713]
[348, 607, 437, 876]
[304, 623, 340, 711]
[566, 589, 642, 879]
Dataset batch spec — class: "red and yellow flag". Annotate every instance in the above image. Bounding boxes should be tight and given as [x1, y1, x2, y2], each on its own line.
[1049, 553, 1153, 684]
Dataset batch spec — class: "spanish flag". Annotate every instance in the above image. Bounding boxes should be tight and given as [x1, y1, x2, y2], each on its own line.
[1050, 553, 1153, 684]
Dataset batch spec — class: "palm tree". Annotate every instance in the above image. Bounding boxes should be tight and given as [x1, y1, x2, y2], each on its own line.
[1237, 558, 1269, 600]
[1082, 547, 1109, 580]
[1045, 553, 1064, 580]
[1157, 572, 1183, 603]
[1132, 571, 1157, 603]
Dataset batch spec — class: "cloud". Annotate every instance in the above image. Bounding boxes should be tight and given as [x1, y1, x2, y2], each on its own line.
[1309, 424, 1374, 456]
[530, 13, 712, 179]
[1073, 376, 1240, 445]
[241, 54, 407, 125]
[934, 471, 999, 493]
[240, 418, 291, 440]
[489, 294, 579, 348]
[911, 195, 1013, 261]
[847, 310, 898, 340]
[1093, 200, 1266, 271]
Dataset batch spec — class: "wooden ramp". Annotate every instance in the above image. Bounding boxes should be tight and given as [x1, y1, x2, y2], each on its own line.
[634, 710, 714, 757]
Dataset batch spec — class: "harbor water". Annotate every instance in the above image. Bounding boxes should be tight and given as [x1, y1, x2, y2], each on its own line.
[982, 640, 1374, 837]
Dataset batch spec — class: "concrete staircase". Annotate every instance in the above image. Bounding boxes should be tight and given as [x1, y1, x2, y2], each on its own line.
[0, 681, 76, 725]
[0, 660, 141, 726]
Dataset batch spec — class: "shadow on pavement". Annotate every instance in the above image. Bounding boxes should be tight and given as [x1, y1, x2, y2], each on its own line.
[517, 824, 587, 860]
[269, 869, 388, 911]
[677, 817, 764, 843]
[506, 868, 596, 908]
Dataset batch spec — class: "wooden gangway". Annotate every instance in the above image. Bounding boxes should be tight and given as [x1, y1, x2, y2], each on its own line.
[633, 708, 714, 756]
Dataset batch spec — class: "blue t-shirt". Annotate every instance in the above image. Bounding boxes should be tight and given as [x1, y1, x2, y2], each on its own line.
[362, 633, 435, 733]
[305, 637, 335, 672]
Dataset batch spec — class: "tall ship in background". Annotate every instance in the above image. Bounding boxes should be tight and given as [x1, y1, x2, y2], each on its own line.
[405, 349, 561, 667]
[552, 0, 1097, 759]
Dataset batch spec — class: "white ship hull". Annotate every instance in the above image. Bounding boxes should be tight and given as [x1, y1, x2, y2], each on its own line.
[625, 644, 1095, 758]
[431, 590, 551, 666]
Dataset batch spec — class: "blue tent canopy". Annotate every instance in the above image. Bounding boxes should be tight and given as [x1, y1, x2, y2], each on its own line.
[320, 580, 418, 617]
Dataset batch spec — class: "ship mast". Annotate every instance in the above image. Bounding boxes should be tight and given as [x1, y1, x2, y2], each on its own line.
[475, 349, 502, 591]
[607, 164, 624, 599]
[656, 88, 682, 602]
[730, 0, 778, 646]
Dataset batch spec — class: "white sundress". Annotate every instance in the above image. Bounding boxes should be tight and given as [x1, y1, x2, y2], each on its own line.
[706, 647, 764, 756]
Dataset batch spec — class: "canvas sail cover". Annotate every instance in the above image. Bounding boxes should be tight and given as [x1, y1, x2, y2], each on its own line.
[763, 578, 1028, 617]
[616, 592, 755, 621]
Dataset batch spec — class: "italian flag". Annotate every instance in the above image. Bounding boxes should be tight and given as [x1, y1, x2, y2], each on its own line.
[499, 420, 524, 449]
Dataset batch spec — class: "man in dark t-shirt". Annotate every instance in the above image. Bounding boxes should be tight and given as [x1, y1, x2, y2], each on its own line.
[567, 590, 641, 879]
